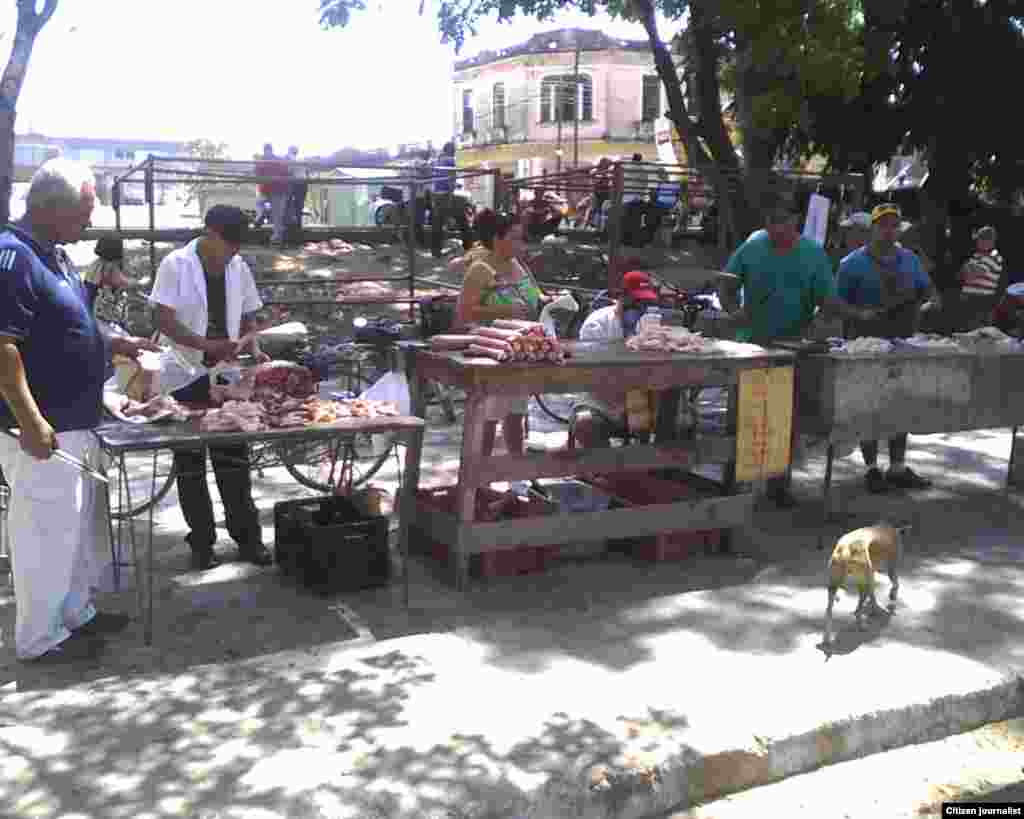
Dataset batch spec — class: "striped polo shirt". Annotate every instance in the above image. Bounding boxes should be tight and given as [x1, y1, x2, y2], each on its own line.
[961, 250, 1003, 296]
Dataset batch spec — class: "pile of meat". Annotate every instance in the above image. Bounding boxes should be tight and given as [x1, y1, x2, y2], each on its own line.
[113, 394, 198, 422]
[209, 360, 317, 406]
[199, 401, 267, 433]
[199, 396, 399, 433]
[955, 326, 1019, 350]
[903, 333, 962, 350]
[303, 238, 355, 257]
[839, 337, 894, 354]
[625, 326, 715, 354]
[430, 320, 566, 364]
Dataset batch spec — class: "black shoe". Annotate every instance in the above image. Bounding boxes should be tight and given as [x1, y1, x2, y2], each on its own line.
[238, 545, 273, 566]
[191, 550, 222, 571]
[27, 632, 105, 664]
[886, 466, 932, 490]
[74, 611, 132, 637]
[865, 467, 889, 494]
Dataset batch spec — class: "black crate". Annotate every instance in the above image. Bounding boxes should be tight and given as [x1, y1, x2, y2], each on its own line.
[380, 185, 405, 204]
[274, 495, 390, 594]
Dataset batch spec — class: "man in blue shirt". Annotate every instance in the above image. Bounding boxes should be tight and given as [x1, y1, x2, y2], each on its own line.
[723, 189, 868, 342]
[837, 203, 938, 493]
[0, 158, 158, 662]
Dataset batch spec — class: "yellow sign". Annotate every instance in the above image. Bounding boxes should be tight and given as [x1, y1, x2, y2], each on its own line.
[736, 367, 794, 482]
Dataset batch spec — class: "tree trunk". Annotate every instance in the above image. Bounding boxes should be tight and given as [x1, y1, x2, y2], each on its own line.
[0, 0, 60, 225]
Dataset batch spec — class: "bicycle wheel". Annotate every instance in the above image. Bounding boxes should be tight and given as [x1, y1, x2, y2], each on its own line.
[279, 367, 396, 493]
[107, 449, 178, 520]
[532, 393, 571, 425]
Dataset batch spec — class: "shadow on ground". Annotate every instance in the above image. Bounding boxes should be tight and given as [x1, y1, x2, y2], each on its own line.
[0, 646, 692, 819]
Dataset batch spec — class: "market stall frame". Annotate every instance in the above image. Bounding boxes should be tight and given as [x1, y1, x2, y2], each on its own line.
[401, 340, 796, 589]
[95, 415, 425, 645]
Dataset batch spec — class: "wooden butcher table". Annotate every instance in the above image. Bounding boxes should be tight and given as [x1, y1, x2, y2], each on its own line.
[402, 340, 796, 589]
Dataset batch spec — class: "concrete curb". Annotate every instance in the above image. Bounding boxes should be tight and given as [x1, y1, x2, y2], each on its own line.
[526, 676, 1024, 819]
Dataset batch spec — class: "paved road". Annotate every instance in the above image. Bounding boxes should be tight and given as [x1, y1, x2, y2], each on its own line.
[669, 719, 1024, 819]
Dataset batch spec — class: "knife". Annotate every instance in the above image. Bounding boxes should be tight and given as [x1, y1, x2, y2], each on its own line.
[2, 428, 109, 484]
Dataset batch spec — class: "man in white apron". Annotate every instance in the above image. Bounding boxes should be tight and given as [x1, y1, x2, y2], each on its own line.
[0, 159, 158, 662]
[150, 205, 272, 570]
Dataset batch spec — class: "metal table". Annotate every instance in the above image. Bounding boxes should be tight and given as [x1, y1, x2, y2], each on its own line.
[93, 415, 426, 644]
[796, 344, 1024, 518]
[402, 339, 796, 589]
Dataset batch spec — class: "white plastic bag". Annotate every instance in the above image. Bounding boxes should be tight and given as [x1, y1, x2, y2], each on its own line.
[539, 292, 579, 338]
[358, 370, 412, 416]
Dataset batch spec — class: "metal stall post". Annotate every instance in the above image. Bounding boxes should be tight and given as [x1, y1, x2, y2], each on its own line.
[145, 158, 156, 277]
[607, 161, 625, 292]
[492, 168, 503, 212]
[407, 179, 419, 323]
[113, 176, 122, 233]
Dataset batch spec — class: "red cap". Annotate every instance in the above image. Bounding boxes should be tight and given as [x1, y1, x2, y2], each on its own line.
[622, 270, 658, 302]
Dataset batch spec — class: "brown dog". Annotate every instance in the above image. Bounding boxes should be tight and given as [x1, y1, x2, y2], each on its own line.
[823, 522, 907, 648]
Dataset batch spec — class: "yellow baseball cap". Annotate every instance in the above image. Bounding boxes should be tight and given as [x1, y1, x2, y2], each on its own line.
[871, 204, 901, 224]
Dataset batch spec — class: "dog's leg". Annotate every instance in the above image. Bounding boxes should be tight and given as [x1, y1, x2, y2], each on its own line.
[823, 584, 838, 645]
[888, 564, 900, 603]
[855, 588, 869, 630]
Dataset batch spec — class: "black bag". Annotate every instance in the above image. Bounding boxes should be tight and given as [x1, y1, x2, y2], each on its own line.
[354, 317, 404, 345]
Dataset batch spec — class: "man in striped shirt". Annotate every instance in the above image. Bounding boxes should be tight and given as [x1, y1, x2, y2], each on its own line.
[959, 225, 1004, 329]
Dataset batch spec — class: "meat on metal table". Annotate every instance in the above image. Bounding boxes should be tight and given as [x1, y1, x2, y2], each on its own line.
[795, 343, 1024, 521]
[401, 339, 796, 589]
[93, 414, 426, 645]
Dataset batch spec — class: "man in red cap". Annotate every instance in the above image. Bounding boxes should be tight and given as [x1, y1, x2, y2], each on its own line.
[572, 270, 660, 448]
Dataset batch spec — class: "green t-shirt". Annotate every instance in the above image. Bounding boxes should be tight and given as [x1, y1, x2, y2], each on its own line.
[725, 230, 836, 341]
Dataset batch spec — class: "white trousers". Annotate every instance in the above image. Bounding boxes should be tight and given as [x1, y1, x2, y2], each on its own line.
[0, 429, 104, 659]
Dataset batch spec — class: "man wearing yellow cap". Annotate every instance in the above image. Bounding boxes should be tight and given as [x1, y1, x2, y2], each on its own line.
[837, 203, 938, 494]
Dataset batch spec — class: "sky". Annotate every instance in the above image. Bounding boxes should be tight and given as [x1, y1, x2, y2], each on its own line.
[2, 0, 673, 160]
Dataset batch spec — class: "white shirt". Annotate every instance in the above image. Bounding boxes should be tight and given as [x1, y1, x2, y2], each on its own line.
[148, 238, 263, 371]
[579, 304, 624, 342]
[578, 304, 626, 417]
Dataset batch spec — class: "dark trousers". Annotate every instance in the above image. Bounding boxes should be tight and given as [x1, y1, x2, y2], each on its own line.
[287, 182, 308, 228]
[172, 376, 262, 554]
[861, 436, 908, 468]
[431, 193, 473, 255]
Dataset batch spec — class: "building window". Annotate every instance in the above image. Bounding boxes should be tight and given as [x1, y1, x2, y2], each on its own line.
[462, 89, 474, 134]
[642, 75, 661, 122]
[492, 82, 506, 131]
[540, 75, 593, 123]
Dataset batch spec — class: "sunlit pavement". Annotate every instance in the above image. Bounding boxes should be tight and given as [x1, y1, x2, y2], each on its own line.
[0, 404, 1022, 817]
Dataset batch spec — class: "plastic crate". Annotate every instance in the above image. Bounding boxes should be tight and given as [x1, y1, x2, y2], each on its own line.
[415, 486, 560, 578]
[274, 495, 390, 594]
[588, 472, 722, 561]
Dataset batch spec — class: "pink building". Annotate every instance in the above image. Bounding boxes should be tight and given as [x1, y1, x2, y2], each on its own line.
[452, 28, 664, 183]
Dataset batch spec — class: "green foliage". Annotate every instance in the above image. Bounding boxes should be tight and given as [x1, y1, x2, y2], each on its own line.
[182, 138, 252, 207]
[319, 0, 367, 29]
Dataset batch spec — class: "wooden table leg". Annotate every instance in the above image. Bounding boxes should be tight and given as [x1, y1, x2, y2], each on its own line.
[145, 449, 158, 646]
[397, 426, 424, 607]
[454, 394, 489, 590]
[654, 388, 682, 446]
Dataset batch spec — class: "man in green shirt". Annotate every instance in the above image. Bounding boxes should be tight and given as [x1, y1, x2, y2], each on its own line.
[722, 190, 867, 342]
[720, 189, 868, 506]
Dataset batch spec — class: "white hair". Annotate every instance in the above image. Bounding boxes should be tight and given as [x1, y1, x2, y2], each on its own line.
[26, 157, 96, 213]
